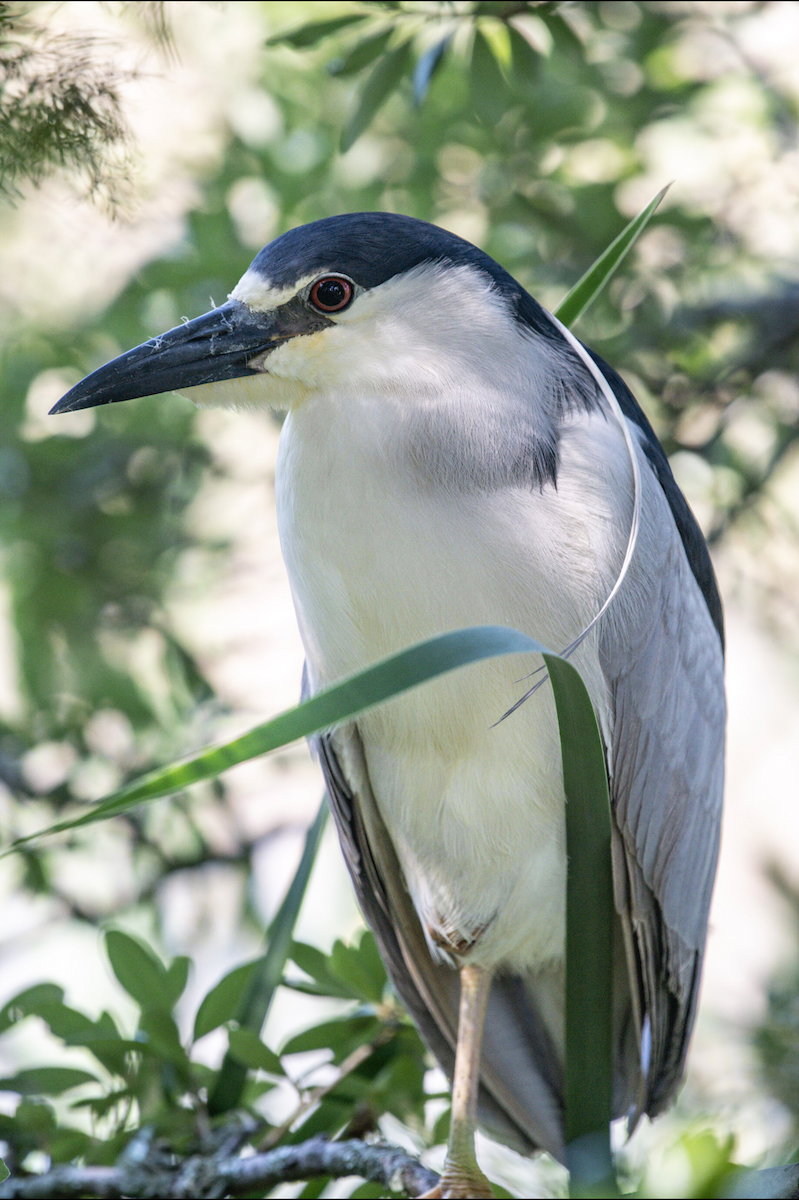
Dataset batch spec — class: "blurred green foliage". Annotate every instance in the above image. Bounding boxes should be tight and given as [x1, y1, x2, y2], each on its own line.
[0, 1, 798, 1195]
[0, 927, 438, 1190]
[752, 867, 799, 1156]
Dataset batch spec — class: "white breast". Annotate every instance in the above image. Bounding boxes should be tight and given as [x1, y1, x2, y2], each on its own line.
[275, 387, 633, 974]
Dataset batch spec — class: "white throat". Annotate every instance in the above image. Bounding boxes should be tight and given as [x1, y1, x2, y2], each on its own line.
[272, 364, 631, 977]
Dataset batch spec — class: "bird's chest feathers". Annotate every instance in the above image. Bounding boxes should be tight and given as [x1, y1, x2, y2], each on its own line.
[275, 392, 621, 969]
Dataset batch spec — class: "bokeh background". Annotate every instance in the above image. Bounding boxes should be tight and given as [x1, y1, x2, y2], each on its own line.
[0, 2, 797, 1195]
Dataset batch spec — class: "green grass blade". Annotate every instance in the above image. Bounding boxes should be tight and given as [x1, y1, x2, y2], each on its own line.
[6, 626, 550, 851]
[208, 799, 327, 1115]
[554, 184, 670, 328]
[543, 653, 617, 1196]
[7, 621, 619, 1181]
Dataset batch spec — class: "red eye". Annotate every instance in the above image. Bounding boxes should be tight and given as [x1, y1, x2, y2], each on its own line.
[309, 276, 354, 313]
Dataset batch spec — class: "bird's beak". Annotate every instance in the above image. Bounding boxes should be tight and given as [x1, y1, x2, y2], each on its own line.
[50, 301, 284, 414]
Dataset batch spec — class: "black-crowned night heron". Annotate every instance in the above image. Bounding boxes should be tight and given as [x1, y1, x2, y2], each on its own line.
[53, 213, 725, 1199]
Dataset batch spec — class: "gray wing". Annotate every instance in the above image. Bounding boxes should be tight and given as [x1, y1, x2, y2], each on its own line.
[301, 364, 724, 1149]
[307, 693, 567, 1161]
[599, 446, 726, 1118]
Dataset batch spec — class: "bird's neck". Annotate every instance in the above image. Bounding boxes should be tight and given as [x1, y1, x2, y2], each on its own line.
[273, 389, 627, 694]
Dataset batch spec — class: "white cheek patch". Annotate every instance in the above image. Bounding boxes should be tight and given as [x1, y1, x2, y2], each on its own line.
[175, 372, 307, 413]
[229, 268, 318, 313]
[264, 330, 334, 387]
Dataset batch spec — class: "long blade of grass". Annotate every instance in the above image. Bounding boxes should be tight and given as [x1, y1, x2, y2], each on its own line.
[554, 184, 670, 328]
[5, 626, 551, 851]
[544, 654, 617, 1196]
[9, 621, 618, 1181]
[208, 798, 327, 1115]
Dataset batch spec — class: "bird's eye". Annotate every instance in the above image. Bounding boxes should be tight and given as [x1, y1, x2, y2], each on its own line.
[309, 276, 353, 313]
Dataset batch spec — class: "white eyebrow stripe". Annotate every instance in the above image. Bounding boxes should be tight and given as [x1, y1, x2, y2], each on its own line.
[229, 269, 321, 312]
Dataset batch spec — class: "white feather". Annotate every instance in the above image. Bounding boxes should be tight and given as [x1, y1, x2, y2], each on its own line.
[184, 262, 643, 975]
[266, 267, 635, 974]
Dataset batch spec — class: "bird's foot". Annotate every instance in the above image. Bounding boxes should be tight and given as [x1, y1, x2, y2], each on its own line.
[417, 1164, 494, 1198]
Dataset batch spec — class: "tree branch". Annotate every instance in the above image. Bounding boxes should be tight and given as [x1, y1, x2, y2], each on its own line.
[0, 1135, 440, 1199]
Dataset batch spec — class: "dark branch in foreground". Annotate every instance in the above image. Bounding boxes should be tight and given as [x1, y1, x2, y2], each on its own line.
[0, 1135, 440, 1199]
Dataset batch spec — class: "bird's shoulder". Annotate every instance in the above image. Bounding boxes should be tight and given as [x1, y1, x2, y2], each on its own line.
[586, 349, 724, 649]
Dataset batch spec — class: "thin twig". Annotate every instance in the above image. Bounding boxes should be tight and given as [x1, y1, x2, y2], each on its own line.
[259, 1037, 384, 1149]
[0, 1135, 440, 1199]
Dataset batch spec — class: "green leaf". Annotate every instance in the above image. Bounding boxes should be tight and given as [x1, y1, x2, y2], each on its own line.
[10, 627, 553, 847]
[433, 1105, 451, 1145]
[240, 1077, 278, 1107]
[22, 1002, 129, 1078]
[208, 800, 327, 1115]
[328, 28, 394, 77]
[509, 26, 542, 89]
[32, 1001, 97, 1042]
[289, 941, 341, 984]
[138, 1009, 193, 1081]
[543, 652, 615, 1192]
[1, 1100, 55, 1135]
[413, 34, 451, 105]
[326, 1071, 370, 1102]
[554, 185, 670, 328]
[0, 984, 65, 1033]
[284, 1094, 351, 1143]
[75, 1040, 136, 1079]
[267, 14, 368, 48]
[341, 39, 413, 152]
[163, 956, 191, 1010]
[329, 936, 385, 1003]
[227, 1027, 283, 1075]
[48, 1128, 93, 1163]
[281, 978, 339, 997]
[0, 1159, 8, 1184]
[282, 1015, 381, 1058]
[289, 941, 364, 999]
[469, 28, 507, 125]
[300, 1178, 332, 1199]
[193, 959, 261, 1042]
[0, 1067, 98, 1096]
[104, 929, 169, 1012]
[348, 1185, 396, 1200]
[354, 932, 388, 1001]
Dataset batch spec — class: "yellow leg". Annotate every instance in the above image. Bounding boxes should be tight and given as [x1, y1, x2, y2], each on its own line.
[419, 963, 495, 1199]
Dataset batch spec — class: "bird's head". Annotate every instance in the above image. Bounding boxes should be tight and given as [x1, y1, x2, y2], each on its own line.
[51, 213, 581, 420]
